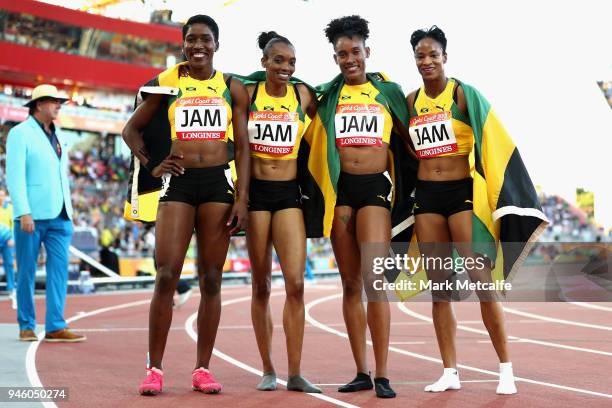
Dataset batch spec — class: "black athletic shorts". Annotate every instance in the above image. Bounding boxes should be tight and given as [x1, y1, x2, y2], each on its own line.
[248, 178, 300, 212]
[336, 171, 392, 211]
[159, 164, 234, 207]
[414, 178, 473, 218]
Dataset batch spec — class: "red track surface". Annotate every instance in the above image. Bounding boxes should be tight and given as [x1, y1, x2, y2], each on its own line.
[1, 284, 611, 407]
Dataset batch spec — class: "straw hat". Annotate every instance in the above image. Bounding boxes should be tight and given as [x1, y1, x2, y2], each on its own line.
[24, 84, 68, 107]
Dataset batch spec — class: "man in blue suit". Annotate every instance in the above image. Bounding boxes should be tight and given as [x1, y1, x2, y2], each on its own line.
[6, 84, 85, 342]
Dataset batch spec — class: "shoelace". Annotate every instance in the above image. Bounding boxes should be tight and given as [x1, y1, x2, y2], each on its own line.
[193, 369, 213, 383]
[144, 370, 162, 384]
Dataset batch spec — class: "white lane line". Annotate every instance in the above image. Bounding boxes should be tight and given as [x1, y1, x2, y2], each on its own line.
[503, 307, 612, 331]
[26, 298, 152, 408]
[389, 341, 427, 345]
[400, 303, 612, 357]
[569, 302, 612, 312]
[184, 293, 359, 408]
[304, 293, 612, 399]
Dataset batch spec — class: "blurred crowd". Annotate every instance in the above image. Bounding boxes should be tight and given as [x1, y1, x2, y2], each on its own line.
[0, 11, 181, 69]
[540, 193, 605, 242]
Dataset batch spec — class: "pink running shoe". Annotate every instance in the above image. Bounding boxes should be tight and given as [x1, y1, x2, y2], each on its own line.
[139, 367, 163, 395]
[192, 367, 222, 394]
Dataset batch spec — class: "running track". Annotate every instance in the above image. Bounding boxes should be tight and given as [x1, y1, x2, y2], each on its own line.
[1, 283, 610, 407]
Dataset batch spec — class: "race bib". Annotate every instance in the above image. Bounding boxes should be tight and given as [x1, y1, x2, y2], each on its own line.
[335, 104, 384, 147]
[409, 112, 458, 158]
[175, 96, 228, 140]
[248, 111, 298, 156]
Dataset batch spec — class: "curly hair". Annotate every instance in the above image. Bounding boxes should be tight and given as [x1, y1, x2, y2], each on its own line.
[324, 15, 369, 45]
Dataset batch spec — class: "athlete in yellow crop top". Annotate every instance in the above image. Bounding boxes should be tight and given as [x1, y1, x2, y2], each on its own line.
[335, 81, 392, 147]
[324, 16, 397, 399]
[410, 78, 473, 158]
[248, 80, 305, 160]
[122, 15, 250, 395]
[244, 31, 318, 393]
[407, 26, 517, 395]
[169, 70, 233, 142]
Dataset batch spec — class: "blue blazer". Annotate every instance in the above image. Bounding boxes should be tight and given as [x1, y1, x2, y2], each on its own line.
[6, 116, 73, 220]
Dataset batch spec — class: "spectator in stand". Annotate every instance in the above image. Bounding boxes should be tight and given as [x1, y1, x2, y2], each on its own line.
[0, 188, 16, 308]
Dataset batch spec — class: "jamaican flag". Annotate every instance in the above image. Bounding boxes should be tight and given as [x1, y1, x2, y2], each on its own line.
[298, 72, 418, 239]
[123, 62, 236, 222]
[462, 80, 548, 281]
[394, 79, 549, 300]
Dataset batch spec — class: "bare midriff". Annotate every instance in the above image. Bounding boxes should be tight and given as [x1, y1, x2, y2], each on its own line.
[338, 144, 389, 175]
[417, 154, 470, 181]
[170, 139, 229, 168]
[251, 157, 297, 181]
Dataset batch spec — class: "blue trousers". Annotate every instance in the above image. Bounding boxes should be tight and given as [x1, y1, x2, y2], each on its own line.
[1, 240, 15, 291]
[14, 215, 73, 332]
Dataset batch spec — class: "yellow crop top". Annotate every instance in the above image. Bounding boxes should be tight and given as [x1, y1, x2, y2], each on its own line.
[335, 81, 392, 147]
[409, 78, 474, 158]
[168, 70, 232, 142]
[248, 82, 305, 160]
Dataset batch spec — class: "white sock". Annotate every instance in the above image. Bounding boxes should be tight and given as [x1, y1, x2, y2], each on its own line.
[496, 362, 517, 394]
[424, 368, 461, 392]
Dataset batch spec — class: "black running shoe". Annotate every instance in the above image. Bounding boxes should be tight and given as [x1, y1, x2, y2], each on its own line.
[374, 377, 396, 398]
[337, 372, 373, 392]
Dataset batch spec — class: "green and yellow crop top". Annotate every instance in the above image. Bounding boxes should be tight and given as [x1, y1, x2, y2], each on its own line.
[248, 82, 306, 160]
[168, 70, 233, 142]
[408, 78, 474, 159]
[334, 81, 392, 147]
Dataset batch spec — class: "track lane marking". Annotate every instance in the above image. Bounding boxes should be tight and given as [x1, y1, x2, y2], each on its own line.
[184, 293, 360, 408]
[504, 307, 612, 330]
[400, 303, 612, 357]
[304, 293, 612, 399]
